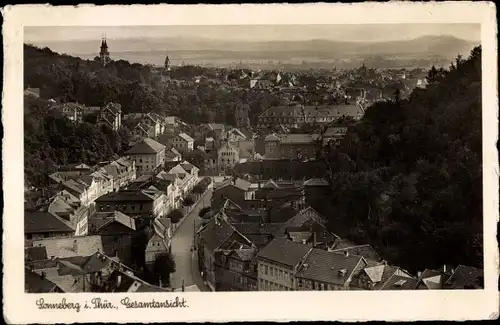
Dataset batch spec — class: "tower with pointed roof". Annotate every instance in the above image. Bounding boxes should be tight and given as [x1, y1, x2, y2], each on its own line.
[99, 36, 111, 66]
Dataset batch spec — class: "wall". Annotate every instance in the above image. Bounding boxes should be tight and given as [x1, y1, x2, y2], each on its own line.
[257, 259, 295, 291]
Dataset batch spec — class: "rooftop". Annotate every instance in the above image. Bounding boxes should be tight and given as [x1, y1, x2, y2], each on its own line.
[31, 235, 105, 259]
[257, 238, 310, 268]
[25, 211, 74, 234]
[125, 138, 166, 155]
[295, 248, 366, 286]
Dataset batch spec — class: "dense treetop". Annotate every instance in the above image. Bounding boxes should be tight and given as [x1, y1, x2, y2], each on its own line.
[323, 47, 482, 273]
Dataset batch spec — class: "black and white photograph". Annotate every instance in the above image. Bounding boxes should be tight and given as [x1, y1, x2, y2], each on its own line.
[3, 3, 498, 323]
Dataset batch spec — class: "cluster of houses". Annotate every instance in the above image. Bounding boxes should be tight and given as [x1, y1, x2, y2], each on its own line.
[25, 136, 207, 293]
[196, 177, 484, 292]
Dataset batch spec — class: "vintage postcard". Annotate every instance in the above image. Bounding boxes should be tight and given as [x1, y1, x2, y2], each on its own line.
[2, 2, 499, 323]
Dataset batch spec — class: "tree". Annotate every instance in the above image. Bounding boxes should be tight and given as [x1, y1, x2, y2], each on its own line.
[192, 183, 205, 195]
[167, 209, 184, 224]
[153, 252, 176, 287]
[182, 195, 195, 207]
[198, 207, 211, 219]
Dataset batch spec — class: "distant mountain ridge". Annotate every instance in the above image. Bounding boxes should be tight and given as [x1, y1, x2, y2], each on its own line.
[28, 35, 478, 60]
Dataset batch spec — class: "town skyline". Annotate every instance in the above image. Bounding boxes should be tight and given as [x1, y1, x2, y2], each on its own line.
[25, 24, 481, 44]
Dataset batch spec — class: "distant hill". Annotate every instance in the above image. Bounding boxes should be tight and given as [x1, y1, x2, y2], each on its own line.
[28, 35, 478, 62]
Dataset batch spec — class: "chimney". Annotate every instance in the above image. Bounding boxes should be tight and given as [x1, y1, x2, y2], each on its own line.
[116, 275, 122, 288]
[40, 272, 46, 279]
[417, 271, 422, 278]
[72, 239, 78, 253]
[344, 250, 349, 257]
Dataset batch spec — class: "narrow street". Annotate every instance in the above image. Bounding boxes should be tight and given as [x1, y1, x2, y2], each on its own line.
[169, 186, 213, 291]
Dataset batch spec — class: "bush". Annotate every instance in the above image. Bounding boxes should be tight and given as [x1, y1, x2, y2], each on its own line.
[153, 252, 176, 287]
[167, 209, 184, 224]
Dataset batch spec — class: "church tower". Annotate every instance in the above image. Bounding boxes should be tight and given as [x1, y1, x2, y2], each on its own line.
[164, 55, 170, 70]
[99, 36, 111, 66]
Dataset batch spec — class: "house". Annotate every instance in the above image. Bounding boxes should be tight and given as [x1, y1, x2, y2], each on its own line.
[25, 211, 74, 241]
[322, 126, 348, 146]
[211, 177, 251, 211]
[173, 133, 194, 153]
[60, 175, 110, 207]
[264, 133, 319, 160]
[303, 178, 330, 215]
[218, 141, 240, 175]
[208, 123, 226, 140]
[30, 235, 105, 259]
[52, 102, 86, 123]
[25, 267, 64, 293]
[125, 138, 166, 176]
[233, 159, 327, 181]
[95, 188, 168, 219]
[164, 116, 178, 129]
[104, 268, 170, 292]
[197, 212, 257, 291]
[145, 217, 173, 272]
[100, 102, 122, 130]
[351, 263, 416, 290]
[414, 268, 453, 290]
[88, 211, 137, 264]
[294, 249, 368, 291]
[203, 150, 218, 176]
[256, 238, 310, 291]
[132, 122, 157, 138]
[227, 128, 247, 144]
[205, 137, 216, 151]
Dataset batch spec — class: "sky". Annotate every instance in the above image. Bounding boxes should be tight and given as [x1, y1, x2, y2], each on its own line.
[25, 24, 481, 43]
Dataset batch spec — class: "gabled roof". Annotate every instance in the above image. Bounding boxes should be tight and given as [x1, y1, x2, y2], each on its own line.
[25, 211, 74, 234]
[208, 123, 225, 131]
[177, 132, 194, 142]
[257, 238, 310, 268]
[200, 213, 235, 251]
[96, 211, 136, 232]
[444, 265, 483, 289]
[25, 267, 62, 293]
[295, 248, 366, 286]
[262, 179, 280, 189]
[363, 264, 385, 283]
[265, 133, 280, 142]
[95, 190, 155, 202]
[380, 274, 418, 290]
[331, 244, 380, 262]
[125, 138, 166, 155]
[32, 235, 105, 259]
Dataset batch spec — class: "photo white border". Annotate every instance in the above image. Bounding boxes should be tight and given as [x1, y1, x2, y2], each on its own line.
[2, 2, 499, 323]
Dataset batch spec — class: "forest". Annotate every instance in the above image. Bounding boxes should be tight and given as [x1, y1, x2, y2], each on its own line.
[323, 47, 483, 273]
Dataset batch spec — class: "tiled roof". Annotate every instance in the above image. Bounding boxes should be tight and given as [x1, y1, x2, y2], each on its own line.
[25, 267, 62, 293]
[32, 235, 105, 259]
[62, 179, 86, 195]
[444, 265, 483, 289]
[48, 197, 74, 217]
[262, 180, 280, 189]
[96, 211, 136, 232]
[125, 138, 166, 155]
[232, 222, 285, 236]
[380, 274, 418, 290]
[295, 249, 365, 286]
[95, 190, 155, 202]
[257, 238, 310, 268]
[25, 246, 48, 261]
[331, 244, 380, 262]
[25, 211, 74, 234]
[200, 214, 235, 251]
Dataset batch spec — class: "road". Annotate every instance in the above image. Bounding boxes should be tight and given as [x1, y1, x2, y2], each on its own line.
[170, 187, 212, 291]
